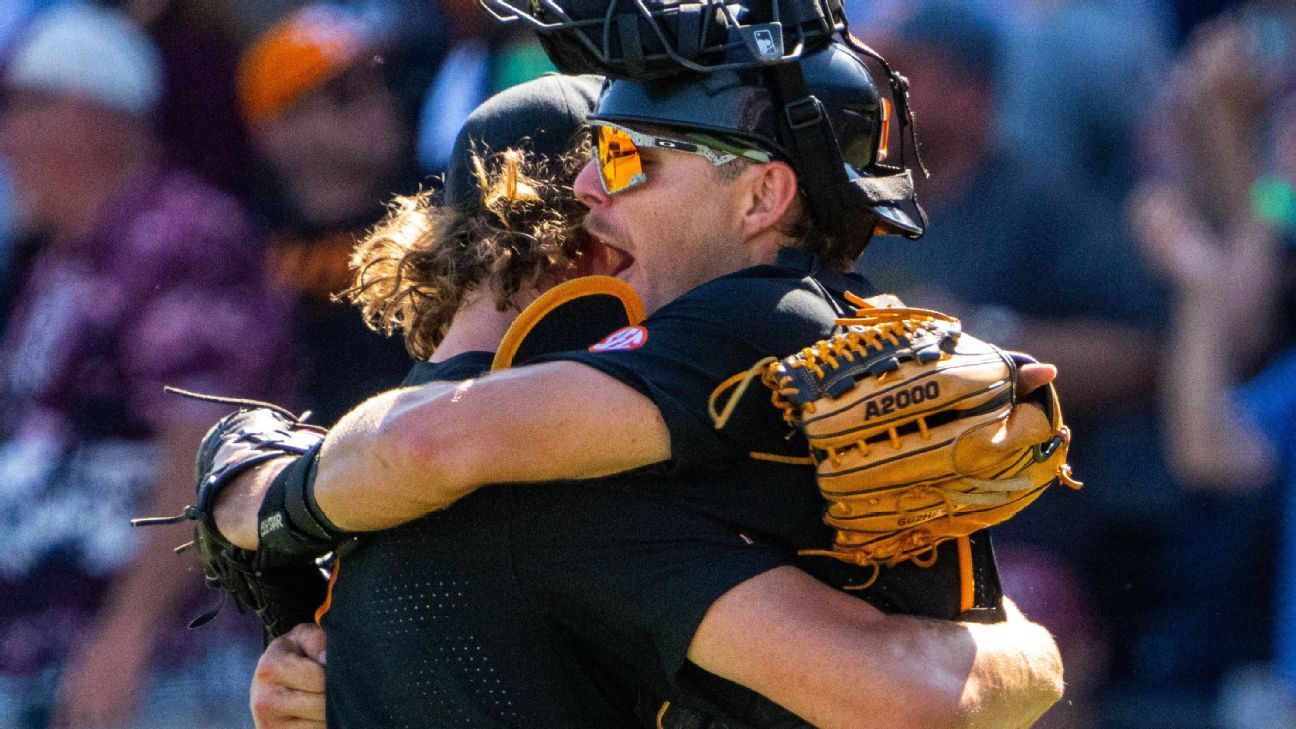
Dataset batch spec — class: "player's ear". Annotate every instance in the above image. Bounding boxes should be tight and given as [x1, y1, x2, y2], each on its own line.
[739, 160, 799, 238]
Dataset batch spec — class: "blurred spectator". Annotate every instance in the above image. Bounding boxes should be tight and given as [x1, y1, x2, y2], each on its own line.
[238, 2, 413, 425]
[844, 0, 1171, 215]
[341, 0, 453, 122]
[848, 0, 1172, 212]
[1133, 124, 1295, 729]
[855, 0, 1164, 424]
[413, 0, 554, 173]
[0, 0, 55, 316]
[1139, 2, 1296, 342]
[1131, 6, 1296, 723]
[120, 0, 258, 198]
[0, 5, 291, 728]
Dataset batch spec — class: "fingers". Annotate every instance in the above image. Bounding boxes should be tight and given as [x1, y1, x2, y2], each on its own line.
[284, 622, 327, 664]
[251, 683, 326, 728]
[251, 624, 327, 728]
[1015, 363, 1056, 398]
[259, 624, 327, 691]
[1003, 352, 1056, 398]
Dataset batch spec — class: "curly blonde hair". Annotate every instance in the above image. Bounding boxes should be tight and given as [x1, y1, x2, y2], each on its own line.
[344, 145, 588, 360]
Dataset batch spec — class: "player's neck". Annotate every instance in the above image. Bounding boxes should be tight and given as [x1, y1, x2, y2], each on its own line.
[430, 289, 518, 363]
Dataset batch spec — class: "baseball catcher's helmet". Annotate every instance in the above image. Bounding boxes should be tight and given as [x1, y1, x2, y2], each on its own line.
[478, 0, 927, 253]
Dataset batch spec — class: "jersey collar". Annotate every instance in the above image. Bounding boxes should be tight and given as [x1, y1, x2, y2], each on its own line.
[775, 247, 873, 296]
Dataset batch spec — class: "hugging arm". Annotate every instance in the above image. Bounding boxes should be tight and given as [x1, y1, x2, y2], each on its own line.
[690, 567, 1062, 729]
[215, 361, 671, 547]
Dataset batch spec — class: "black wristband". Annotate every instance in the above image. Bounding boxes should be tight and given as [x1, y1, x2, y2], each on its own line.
[256, 443, 347, 566]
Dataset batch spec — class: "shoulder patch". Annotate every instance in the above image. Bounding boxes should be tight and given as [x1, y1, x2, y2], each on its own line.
[590, 326, 648, 352]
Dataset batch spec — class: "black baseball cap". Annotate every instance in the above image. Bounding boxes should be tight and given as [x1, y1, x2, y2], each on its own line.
[444, 73, 603, 210]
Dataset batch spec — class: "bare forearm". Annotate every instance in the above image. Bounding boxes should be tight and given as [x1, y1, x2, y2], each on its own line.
[312, 382, 485, 531]
[208, 384, 457, 547]
[959, 604, 1064, 729]
[313, 363, 670, 531]
[212, 457, 287, 550]
[220, 363, 670, 540]
[832, 613, 1061, 729]
[210, 380, 477, 547]
[690, 568, 1062, 729]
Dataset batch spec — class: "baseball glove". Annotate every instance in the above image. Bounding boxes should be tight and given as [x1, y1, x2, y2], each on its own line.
[134, 391, 331, 640]
[715, 294, 1079, 582]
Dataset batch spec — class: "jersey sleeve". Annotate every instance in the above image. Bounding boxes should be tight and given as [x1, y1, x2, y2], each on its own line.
[507, 482, 790, 689]
[531, 272, 840, 473]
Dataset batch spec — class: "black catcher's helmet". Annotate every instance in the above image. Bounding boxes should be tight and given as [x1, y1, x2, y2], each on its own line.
[478, 0, 927, 254]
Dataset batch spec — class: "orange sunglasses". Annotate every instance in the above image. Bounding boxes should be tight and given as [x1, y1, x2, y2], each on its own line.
[592, 121, 771, 195]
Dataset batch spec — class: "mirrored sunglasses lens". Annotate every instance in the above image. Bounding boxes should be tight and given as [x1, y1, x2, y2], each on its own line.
[597, 125, 643, 194]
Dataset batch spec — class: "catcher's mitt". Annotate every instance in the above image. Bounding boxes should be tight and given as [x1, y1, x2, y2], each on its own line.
[134, 392, 333, 640]
[714, 294, 1079, 581]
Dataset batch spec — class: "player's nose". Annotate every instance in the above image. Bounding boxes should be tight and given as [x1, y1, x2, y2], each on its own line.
[574, 159, 609, 209]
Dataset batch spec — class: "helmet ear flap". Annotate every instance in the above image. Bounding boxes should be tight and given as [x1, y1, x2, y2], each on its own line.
[767, 57, 926, 254]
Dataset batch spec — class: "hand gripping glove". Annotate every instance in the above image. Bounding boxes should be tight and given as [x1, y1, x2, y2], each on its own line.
[756, 295, 1080, 577]
[134, 392, 337, 640]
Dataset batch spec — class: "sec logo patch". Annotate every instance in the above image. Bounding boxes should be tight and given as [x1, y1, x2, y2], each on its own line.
[590, 326, 648, 352]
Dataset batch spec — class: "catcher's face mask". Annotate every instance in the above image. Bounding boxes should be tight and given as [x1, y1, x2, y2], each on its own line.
[592, 121, 770, 195]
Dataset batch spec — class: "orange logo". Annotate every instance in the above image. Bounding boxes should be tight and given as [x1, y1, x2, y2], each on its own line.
[590, 326, 648, 352]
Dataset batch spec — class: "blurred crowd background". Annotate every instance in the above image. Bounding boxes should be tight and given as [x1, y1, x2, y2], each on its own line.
[0, 1, 1291, 728]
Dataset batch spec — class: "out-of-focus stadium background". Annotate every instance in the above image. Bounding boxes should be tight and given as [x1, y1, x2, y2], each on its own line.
[0, 1, 1291, 728]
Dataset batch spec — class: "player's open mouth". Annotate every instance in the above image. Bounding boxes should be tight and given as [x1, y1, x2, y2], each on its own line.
[586, 234, 635, 278]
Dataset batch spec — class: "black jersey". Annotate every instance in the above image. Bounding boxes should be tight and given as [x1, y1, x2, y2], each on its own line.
[324, 351, 648, 729]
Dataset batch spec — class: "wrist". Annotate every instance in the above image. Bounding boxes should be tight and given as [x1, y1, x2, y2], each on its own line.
[213, 457, 292, 550]
[256, 442, 352, 566]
